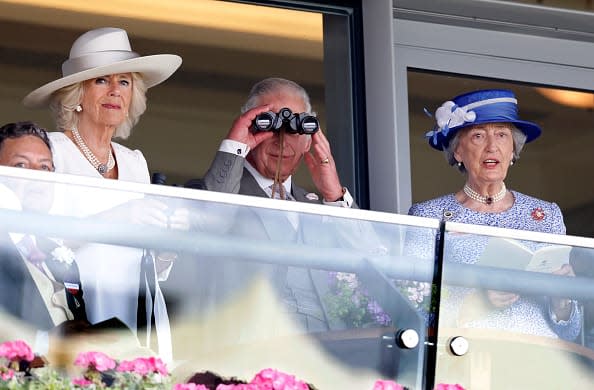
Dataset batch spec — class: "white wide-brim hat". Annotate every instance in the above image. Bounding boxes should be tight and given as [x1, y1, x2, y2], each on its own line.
[23, 27, 182, 108]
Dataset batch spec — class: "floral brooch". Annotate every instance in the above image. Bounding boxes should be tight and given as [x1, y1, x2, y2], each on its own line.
[531, 207, 545, 221]
[51, 245, 75, 266]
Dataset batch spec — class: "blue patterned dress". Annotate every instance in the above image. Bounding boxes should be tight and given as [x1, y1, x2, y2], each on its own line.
[407, 190, 581, 341]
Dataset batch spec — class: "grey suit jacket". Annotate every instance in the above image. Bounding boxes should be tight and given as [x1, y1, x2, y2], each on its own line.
[201, 150, 325, 203]
[192, 151, 361, 331]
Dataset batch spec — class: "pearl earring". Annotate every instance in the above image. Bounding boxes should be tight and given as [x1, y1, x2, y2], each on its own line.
[75, 105, 82, 112]
[457, 161, 462, 167]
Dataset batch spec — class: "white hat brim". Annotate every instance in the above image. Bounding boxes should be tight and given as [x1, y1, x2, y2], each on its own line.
[23, 54, 182, 108]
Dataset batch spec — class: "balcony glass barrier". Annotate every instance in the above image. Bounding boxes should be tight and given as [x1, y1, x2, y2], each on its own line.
[434, 222, 594, 389]
[0, 167, 438, 389]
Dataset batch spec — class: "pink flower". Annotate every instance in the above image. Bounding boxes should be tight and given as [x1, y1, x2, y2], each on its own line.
[0, 369, 15, 381]
[117, 356, 169, 376]
[72, 377, 94, 387]
[118, 358, 148, 376]
[173, 384, 209, 390]
[0, 340, 34, 362]
[217, 385, 262, 390]
[373, 379, 405, 390]
[434, 384, 465, 390]
[74, 351, 116, 372]
[149, 356, 169, 376]
[116, 359, 134, 372]
[250, 368, 308, 390]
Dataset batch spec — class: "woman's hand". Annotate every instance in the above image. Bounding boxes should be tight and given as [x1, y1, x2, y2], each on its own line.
[100, 198, 191, 230]
[486, 290, 519, 309]
[550, 263, 576, 321]
[167, 207, 190, 231]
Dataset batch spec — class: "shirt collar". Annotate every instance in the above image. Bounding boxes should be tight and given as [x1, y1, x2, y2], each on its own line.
[244, 160, 292, 196]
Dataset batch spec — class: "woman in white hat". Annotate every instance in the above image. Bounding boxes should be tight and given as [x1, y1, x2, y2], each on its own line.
[23, 27, 183, 361]
[23, 27, 181, 180]
[404, 89, 581, 342]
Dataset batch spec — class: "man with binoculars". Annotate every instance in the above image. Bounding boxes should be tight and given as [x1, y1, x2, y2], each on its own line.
[198, 77, 354, 207]
[184, 78, 360, 333]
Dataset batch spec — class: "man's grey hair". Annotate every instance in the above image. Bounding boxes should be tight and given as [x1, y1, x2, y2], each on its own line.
[445, 124, 527, 173]
[241, 77, 313, 114]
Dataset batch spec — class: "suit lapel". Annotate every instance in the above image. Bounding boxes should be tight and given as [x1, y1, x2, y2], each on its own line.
[29, 236, 88, 323]
[239, 168, 269, 197]
[239, 170, 299, 242]
[291, 184, 322, 204]
[0, 233, 55, 329]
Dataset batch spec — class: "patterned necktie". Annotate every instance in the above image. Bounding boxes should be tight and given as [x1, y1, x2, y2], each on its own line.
[269, 183, 285, 200]
[269, 183, 295, 201]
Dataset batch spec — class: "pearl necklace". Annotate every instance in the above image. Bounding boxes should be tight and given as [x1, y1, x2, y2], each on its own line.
[463, 183, 507, 205]
[71, 127, 115, 175]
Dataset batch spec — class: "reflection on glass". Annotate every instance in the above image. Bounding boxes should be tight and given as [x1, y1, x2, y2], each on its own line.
[0, 170, 432, 389]
[434, 228, 594, 388]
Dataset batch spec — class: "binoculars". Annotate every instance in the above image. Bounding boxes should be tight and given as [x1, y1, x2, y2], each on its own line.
[252, 107, 319, 135]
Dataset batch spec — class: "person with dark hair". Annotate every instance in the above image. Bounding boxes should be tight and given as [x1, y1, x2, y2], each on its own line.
[407, 89, 581, 340]
[0, 121, 88, 349]
[0, 121, 53, 172]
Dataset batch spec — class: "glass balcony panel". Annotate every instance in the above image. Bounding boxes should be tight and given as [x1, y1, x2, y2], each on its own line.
[0, 167, 437, 389]
[435, 222, 594, 389]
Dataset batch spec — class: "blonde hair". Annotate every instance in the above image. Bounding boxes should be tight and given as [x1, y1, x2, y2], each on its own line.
[48, 72, 147, 139]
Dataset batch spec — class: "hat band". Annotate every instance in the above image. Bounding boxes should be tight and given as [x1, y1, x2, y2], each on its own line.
[62, 51, 140, 77]
[468, 101, 519, 123]
[427, 97, 520, 147]
[462, 97, 517, 111]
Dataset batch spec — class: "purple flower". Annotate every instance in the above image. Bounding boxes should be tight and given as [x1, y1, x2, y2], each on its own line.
[367, 301, 392, 326]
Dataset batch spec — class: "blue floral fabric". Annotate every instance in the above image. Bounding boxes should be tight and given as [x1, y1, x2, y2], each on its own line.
[406, 190, 581, 341]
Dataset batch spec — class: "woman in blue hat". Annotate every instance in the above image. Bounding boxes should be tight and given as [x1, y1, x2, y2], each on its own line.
[406, 89, 581, 341]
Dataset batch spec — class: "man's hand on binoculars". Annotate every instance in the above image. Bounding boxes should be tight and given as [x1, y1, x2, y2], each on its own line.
[227, 105, 274, 149]
[304, 131, 344, 202]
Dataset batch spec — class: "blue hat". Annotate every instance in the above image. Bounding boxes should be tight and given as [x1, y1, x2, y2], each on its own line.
[425, 89, 542, 151]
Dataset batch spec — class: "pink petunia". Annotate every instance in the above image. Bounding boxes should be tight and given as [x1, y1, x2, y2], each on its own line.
[373, 379, 405, 390]
[251, 368, 308, 390]
[74, 351, 116, 372]
[117, 356, 168, 377]
[116, 359, 134, 372]
[72, 377, 94, 387]
[434, 384, 465, 390]
[173, 384, 209, 390]
[217, 384, 262, 390]
[0, 340, 34, 362]
[148, 356, 169, 376]
[0, 369, 15, 381]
